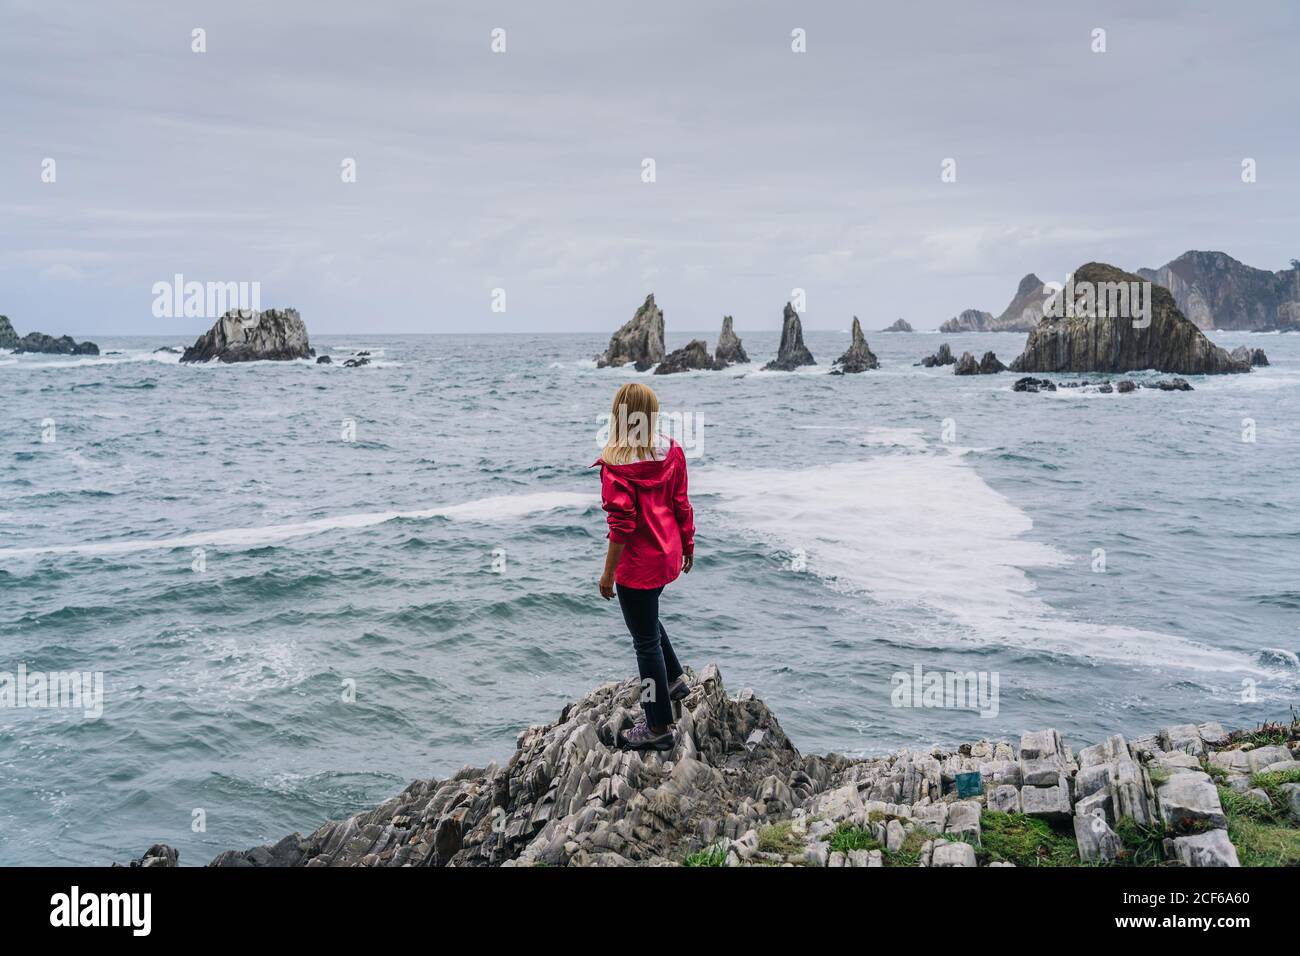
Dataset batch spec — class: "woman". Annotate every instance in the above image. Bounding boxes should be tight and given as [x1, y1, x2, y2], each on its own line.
[593, 382, 695, 751]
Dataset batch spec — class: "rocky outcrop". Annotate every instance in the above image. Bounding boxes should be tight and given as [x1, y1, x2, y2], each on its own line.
[954, 350, 1007, 375]
[180, 309, 312, 363]
[0, 315, 98, 354]
[1137, 250, 1300, 331]
[1230, 346, 1269, 367]
[880, 318, 913, 333]
[596, 294, 665, 371]
[1010, 263, 1252, 375]
[713, 316, 749, 366]
[830, 317, 879, 374]
[940, 309, 995, 333]
[940, 274, 1050, 333]
[917, 343, 956, 367]
[130, 667, 1296, 868]
[762, 303, 815, 371]
[1016, 376, 1194, 394]
[654, 339, 718, 375]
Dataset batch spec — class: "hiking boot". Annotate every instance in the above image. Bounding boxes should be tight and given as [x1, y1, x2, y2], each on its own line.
[669, 675, 690, 701]
[619, 721, 674, 752]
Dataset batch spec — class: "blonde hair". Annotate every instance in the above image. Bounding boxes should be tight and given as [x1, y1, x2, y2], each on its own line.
[601, 382, 661, 465]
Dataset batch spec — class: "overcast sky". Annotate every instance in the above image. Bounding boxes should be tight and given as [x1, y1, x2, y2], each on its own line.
[2, 0, 1298, 337]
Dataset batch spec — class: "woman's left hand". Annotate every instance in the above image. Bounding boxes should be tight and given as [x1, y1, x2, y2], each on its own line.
[682, 553, 693, 574]
[598, 572, 616, 600]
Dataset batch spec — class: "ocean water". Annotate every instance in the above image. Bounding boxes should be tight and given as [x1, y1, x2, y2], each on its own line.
[2, 329, 1298, 866]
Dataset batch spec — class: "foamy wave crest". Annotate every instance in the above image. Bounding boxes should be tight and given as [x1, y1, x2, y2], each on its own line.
[696, 451, 1266, 675]
[0, 491, 594, 558]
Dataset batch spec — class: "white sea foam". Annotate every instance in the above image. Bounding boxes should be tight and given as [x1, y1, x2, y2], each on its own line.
[695, 450, 1265, 675]
[0, 491, 594, 558]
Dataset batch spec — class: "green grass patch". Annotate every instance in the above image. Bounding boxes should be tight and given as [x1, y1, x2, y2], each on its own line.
[1114, 817, 1170, 867]
[979, 811, 1080, 867]
[1225, 815, 1300, 867]
[684, 842, 729, 867]
[828, 822, 881, 854]
[757, 820, 803, 858]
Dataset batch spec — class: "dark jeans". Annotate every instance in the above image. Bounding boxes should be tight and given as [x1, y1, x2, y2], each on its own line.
[615, 583, 684, 728]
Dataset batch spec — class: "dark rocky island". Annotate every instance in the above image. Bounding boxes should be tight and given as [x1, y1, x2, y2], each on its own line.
[830, 317, 879, 374]
[126, 666, 1299, 867]
[880, 318, 913, 333]
[917, 343, 956, 367]
[954, 350, 1007, 375]
[1010, 263, 1256, 375]
[0, 314, 99, 355]
[595, 294, 665, 371]
[762, 303, 815, 371]
[180, 308, 312, 363]
[654, 339, 717, 375]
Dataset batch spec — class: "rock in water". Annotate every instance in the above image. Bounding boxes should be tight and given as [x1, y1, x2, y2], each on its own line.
[596, 294, 665, 371]
[918, 343, 956, 367]
[880, 318, 913, 333]
[940, 274, 1052, 333]
[763, 303, 816, 371]
[655, 339, 718, 375]
[180, 308, 312, 363]
[1229, 345, 1269, 367]
[979, 351, 1007, 373]
[1009, 262, 1252, 375]
[0, 315, 98, 354]
[316, 355, 332, 365]
[714, 316, 749, 365]
[953, 351, 980, 375]
[830, 317, 879, 373]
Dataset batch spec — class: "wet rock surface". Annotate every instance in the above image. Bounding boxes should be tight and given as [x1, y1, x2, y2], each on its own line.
[655, 339, 719, 375]
[830, 317, 879, 374]
[0, 315, 99, 354]
[713, 316, 749, 366]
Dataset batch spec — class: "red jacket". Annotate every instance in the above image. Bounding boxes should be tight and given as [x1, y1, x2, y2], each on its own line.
[593, 439, 695, 589]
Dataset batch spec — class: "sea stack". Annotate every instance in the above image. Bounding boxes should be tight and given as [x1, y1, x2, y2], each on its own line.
[714, 316, 749, 366]
[654, 339, 718, 375]
[595, 294, 666, 371]
[830, 317, 879, 373]
[1010, 262, 1253, 375]
[180, 308, 312, 363]
[880, 318, 913, 333]
[762, 303, 815, 371]
[918, 343, 956, 367]
[1229, 345, 1269, 367]
[953, 350, 1007, 375]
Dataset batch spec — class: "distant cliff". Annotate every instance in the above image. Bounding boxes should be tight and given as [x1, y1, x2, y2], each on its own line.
[941, 274, 1050, 333]
[1136, 251, 1300, 331]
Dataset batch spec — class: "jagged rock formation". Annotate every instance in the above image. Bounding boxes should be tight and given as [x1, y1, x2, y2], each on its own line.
[954, 350, 1006, 375]
[880, 318, 913, 333]
[1136, 251, 1300, 331]
[180, 309, 312, 363]
[762, 303, 815, 371]
[654, 339, 719, 375]
[714, 316, 749, 366]
[0, 315, 98, 354]
[830, 317, 879, 374]
[1229, 346, 1269, 367]
[940, 309, 995, 334]
[917, 343, 956, 367]
[596, 294, 665, 371]
[940, 274, 1050, 333]
[1009, 263, 1252, 375]
[1016, 376, 1194, 394]
[129, 667, 1296, 867]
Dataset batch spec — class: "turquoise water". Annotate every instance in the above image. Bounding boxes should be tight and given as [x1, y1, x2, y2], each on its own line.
[2, 330, 1298, 865]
